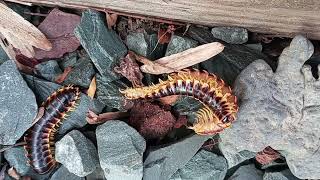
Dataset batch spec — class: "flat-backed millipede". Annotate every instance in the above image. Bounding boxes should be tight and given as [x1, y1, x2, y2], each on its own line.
[120, 69, 239, 135]
[24, 85, 80, 174]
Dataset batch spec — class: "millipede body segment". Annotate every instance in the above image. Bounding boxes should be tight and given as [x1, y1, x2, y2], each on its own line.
[121, 69, 238, 135]
[24, 85, 80, 174]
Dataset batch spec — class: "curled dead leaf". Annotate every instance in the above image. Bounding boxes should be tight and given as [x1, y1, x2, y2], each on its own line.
[0, 3, 52, 58]
[105, 12, 118, 29]
[138, 42, 224, 74]
[87, 76, 97, 99]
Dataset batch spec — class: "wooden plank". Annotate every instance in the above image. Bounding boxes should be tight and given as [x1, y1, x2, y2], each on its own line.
[5, 0, 320, 39]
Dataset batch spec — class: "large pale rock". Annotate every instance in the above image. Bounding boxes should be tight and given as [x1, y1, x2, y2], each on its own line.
[220, 35, 319, 179]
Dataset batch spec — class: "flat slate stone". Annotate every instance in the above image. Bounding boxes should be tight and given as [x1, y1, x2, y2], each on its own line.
[170, 150, 228, 180]
[211, 27, 248, 44]
[228, 164, 263, 180]
[75, 10, 127, 81]
[0, 60, 37, 145]
[96, 120, 146, 180]
[263, 169, 301, 180]
[35, 60, 62, 82]
[56, 130, 99, 177]
[165, 35, 198, 56]
[143, 135, 210, 180]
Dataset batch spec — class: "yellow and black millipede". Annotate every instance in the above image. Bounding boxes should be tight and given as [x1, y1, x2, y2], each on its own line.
[24, 85, 80, 174]
[121, 69, 239, 135]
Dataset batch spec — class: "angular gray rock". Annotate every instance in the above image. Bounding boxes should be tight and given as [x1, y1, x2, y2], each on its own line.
[0, 60, 37, 145]
[86, 167, 106, 180]
[62, 58, 95, 88]
[50, 166, 85, 180]
[35, 60, 62, 82]
[228, 164, 263, 180]
[96, 74, 127, 111]
[126, 31, 164, 60]
[218, 145, 256, 168]
[0, 46, 8, 64]
[75, 10, 127, 81]
[143, 135, 210, 180]
[165, 35, 198, 56]
[4, 146, 52, 179]
[170, 150, 227, 180]
[96, 120, 146, 180]
[219, 35, 320, 179]
[55, 130, 99, 177]
[263, 169, 301, 180]
[211, 27, 248, 44]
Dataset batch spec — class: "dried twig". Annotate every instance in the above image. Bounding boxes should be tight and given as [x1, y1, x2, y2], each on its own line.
[86, 110, 129, 124]
[0, 142, 27, 153]
[137, 42, 224, 74]
[55, 67, 72, 84]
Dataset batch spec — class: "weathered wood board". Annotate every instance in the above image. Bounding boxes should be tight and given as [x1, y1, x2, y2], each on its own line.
[5, 0, 320, 39]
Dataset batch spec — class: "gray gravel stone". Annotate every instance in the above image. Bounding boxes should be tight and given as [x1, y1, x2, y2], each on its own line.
[0, 60, 37, 145]
[218, 145, 256, 168]
[56, 130, 99, 177]
[228, 164, 263, 180]
[85, 167, 106, 180]
[75, 10, 127, 80]
[96, 74, 127, 110]
[263, 169, 301, 180]
[62, 54, 96, 88]
[50, 166, 84, 180]
[219, 35, 319, 179]
[126, 31, 164, 60]
[170, 150, 227, 180]
[4, 146, 52, 179]
[96, 120, 146, 180]
[0, 46, 8, 64]
[35, 60, 62, 82]
[211, 27, 248, 44]
[144, 135, 210, 180]
[165, 35, 198, 56]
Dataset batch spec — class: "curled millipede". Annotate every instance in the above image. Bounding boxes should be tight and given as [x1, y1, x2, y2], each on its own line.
[24, 85, 80, 174]
[120, 69, 238, 135]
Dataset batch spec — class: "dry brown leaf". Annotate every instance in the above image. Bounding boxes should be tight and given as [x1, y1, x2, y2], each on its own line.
[139, 42, 224, 74]
[0, 3, 52, 58]
[7, 167, 20, 180]
[87, 76, 96, 99]
[105, 12, 118, 29]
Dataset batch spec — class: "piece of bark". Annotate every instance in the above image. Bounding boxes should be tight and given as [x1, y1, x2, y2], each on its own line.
[86, 110, 129, 124]
[136, 42, 224, 74]
[55, 66, 72, 83]
[0, 3, 51, 58]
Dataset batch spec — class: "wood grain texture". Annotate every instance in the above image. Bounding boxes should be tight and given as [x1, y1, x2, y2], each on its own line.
[6, 0, 320, 39]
